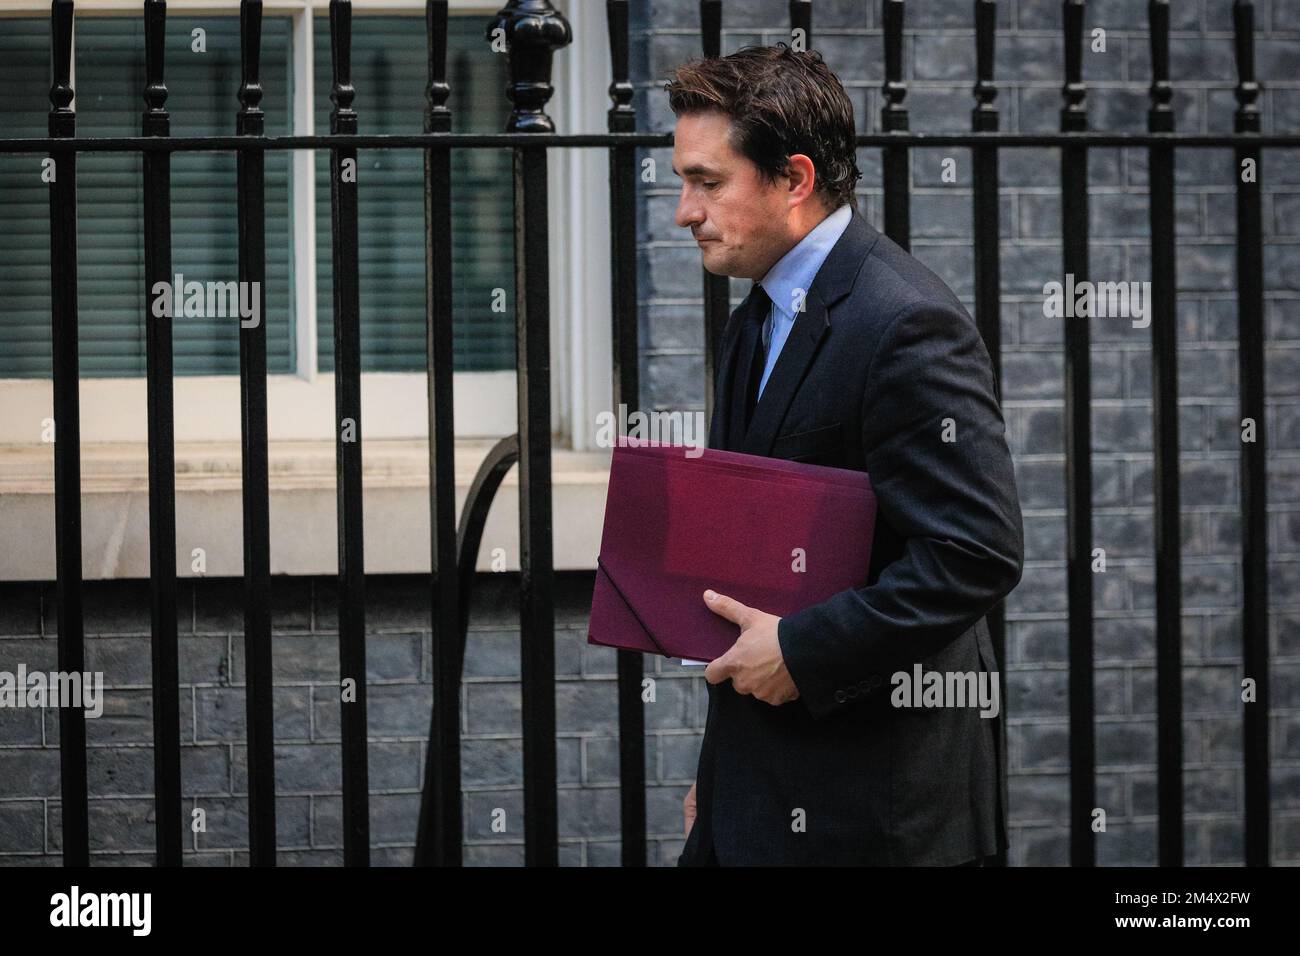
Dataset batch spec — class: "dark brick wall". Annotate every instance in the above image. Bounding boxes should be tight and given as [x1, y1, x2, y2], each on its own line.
[0, 573, 701, 866]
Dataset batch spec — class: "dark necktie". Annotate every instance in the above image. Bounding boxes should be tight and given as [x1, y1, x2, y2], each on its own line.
[731, 284, 773, 442]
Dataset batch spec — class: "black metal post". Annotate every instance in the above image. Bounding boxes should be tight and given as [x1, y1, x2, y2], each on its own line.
[1147, 0, 1184, 868]
[329, 0, 370, 867]
[789, 0, 811, 48]
[48, 0, 88, 868]
[1060, 0, 1095, 869]
[487, 0, 571, 867]
[971, 0, 1007, 868]
[881, 0, 909, 249]
[606, 0, 649, 867]
[415, 0, 463, 868]
[236, 0, 276, 867]
[143, 0, 183, 867]
[1232, 0, 1270, 868]
[699, 0, 730, 427]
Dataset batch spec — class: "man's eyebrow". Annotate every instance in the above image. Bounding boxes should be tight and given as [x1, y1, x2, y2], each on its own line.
[672, 163, 723, 178]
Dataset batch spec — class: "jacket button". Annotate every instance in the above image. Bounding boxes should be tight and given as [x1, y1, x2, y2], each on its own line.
[834, 689, 847, 703]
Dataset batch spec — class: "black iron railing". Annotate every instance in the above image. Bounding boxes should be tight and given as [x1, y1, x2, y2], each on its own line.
[1, 0, 1287, 867]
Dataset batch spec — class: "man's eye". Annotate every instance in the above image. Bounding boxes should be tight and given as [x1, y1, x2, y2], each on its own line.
[703, 181, 719, 189]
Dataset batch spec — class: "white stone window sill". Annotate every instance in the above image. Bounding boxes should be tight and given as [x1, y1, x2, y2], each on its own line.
[0, 440, 612, 580]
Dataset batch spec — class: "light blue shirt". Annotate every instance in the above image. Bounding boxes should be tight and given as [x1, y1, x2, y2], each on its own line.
[754, 202, 853, 399]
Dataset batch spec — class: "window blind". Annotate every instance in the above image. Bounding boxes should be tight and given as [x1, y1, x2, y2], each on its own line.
[0, 16, 295, 378]
[0, 14, 513, 379]
[312, 14, 515, 373]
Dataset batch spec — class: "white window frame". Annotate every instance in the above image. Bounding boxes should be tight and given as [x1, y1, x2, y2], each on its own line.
[0, 0, 614, 451]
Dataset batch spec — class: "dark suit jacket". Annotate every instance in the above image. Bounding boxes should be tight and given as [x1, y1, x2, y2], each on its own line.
[677, 206, 1024, 866]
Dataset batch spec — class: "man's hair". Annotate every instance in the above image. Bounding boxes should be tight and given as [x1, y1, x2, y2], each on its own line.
[664, 43, 861, 213]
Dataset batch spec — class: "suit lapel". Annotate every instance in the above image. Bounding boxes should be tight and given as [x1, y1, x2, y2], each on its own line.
[738, 208, 881, 457]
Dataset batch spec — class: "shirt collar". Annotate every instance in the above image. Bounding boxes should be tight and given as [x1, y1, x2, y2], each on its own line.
[757, 202, 853, 321]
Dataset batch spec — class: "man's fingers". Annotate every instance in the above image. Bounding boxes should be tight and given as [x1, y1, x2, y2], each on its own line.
[702, 589, 749, 627]
[684, 782, 698, 838]
[704, 647, 737, 685]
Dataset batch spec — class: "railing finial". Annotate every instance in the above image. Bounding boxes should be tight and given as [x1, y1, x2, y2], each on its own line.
[1233, 0, 1261, 134]
[1148, 0, 1172, 132]
[486, 0, 573, 134]
[143, 0, 169, 131]
[1061, 0, 1087, 132]
[973, 0, 998, 130]
[426, 0, 451, 129]
[238, 0, 265, 136]
[881, 0, 907, 132]
[49, 0, 75, 124]
[330, 0, 357, 135]
[607, 1, 634, 128]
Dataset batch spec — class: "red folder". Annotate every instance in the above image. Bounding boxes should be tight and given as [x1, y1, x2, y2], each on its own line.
[588, 442, 877, 662]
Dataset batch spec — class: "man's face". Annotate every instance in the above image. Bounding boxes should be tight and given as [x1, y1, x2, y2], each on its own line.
[672, 111, 793, 280]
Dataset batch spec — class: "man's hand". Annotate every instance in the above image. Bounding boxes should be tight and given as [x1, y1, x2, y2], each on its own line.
[701, 589, 800, 706]
[683, 780, 697, 839]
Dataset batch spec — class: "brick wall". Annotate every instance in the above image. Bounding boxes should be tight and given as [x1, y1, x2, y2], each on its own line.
[0, 573, 701, 866]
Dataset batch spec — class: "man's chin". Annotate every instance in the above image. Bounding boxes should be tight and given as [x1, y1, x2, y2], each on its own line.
[700, 251, 734, 277]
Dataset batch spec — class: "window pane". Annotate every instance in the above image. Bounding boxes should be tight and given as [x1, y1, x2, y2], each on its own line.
[313, 15, 515, 373]
[0, 16, 294, 378]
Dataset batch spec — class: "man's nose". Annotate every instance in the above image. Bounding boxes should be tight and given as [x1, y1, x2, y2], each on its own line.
[675, 184, 703, 230]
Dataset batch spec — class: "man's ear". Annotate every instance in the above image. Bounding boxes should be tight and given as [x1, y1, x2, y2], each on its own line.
[783, 153, 818, 203]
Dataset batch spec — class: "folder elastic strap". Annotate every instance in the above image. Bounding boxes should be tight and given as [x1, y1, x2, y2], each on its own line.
[595, 554, 672, 658]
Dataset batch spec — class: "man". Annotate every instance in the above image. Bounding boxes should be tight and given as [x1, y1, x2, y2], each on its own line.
[666, 44, 1024, 866]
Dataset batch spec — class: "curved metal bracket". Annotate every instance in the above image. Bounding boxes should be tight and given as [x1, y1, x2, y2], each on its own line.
[455, 434, 520, 668]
